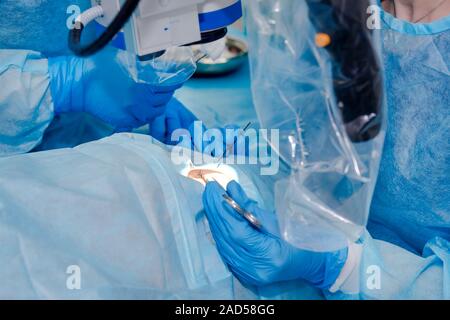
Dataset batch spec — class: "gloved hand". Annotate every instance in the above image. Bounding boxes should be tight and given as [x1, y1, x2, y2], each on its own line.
[203, 180, 348, 288]
[150, 98, 198, 145]
[48, 48, 195, 132]
[172, 121, 251, 158]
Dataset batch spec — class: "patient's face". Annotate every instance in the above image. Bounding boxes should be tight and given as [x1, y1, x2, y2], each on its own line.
[182, 164, 239, 189]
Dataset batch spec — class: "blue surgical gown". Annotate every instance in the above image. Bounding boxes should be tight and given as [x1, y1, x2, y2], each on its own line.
[339, 9, 450, 299]
[0, 0, 95, 57]
[0, 0, 109, 157]
[368, 13, 450, 254]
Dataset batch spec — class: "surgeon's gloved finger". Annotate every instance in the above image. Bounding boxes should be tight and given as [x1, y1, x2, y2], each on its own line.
[226, 181, 256, 210]
[204, 182, 263, 250]
[132, 105, 166, 123]
[178, 109, 198, 129]
[204, 182, 247, 232]
[149, 91, 176, 108]
[104, 112, 142, 132]
[203, 182, 229, 223]
[220, 203, 266, 249]
[226, 181, 281, 237]
[203, 183, 245, 260]
[226, 180, 260, 218]
[166, 115, 187, 146]
[189, 121, 207, 153]
[209, 228, 247, 276]
[150, 83, 182, 94]
[165, 114, 182, 137]
[166, 98, 198, 130]
[127, 87, 167, 122]
[149, 115, 167, 143]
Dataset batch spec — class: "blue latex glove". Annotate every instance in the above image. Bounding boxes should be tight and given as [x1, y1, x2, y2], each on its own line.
[193, 124, 247, 158]
[48, 48, 193, 132]
[150, 98, 199, 145]
[172, 121, 250, 159]
[203, 180, 348, 288]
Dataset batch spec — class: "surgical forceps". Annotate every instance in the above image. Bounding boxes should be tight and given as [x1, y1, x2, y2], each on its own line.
[216, 121, 252, 168]
[222, 194, 262, 230]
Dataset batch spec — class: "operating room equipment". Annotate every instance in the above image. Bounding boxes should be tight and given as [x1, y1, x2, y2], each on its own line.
[69, 0, 243, 60]
[0, 0, 201, 156]
[194, 36, 249, 75]
[305, 0, 384, 143]
[172, 27, 258, 130]
[246, 0, 386, 252]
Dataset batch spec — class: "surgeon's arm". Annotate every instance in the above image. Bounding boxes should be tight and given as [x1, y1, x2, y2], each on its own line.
[328, 235, 449, 299]
[0, 50, 54, 156]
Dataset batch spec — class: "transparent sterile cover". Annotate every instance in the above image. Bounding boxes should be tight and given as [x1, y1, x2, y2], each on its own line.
[123, 46, 197, 88]
[245, 0, 387, 251]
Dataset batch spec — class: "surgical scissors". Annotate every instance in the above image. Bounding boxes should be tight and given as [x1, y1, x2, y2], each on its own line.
[222, 194, 262, 230]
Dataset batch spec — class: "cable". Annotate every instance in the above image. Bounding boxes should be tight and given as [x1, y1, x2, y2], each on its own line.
[74, 5, 104, 27]
[69, 0, 141, 57]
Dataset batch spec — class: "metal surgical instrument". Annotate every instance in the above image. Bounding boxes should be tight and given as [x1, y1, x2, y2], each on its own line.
[222, 194, 262, 230]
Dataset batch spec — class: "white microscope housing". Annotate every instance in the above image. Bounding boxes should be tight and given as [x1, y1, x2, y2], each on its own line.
[92, 0, 242, 60]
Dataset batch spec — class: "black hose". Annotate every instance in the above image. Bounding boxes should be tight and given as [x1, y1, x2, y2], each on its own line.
[69, 0, 141, 57]
[186, 28, 228, 46]
[306, 0, 384, 143]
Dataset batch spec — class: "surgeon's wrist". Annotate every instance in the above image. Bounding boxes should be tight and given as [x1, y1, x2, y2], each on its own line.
[48, 56, 86, 114]
[328, 241, 363, 294]
[285, 246, 347, 289]
[320, 247, 349, 290]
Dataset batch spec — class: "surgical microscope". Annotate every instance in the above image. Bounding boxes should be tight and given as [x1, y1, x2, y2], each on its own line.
[69, 0, 243, 60]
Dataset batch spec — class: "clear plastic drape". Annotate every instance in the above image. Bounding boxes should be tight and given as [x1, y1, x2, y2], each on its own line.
[245, 0, 386, 251]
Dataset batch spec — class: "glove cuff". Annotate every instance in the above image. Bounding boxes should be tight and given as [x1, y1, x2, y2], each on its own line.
[287, 245, 348, 290]
[328, 241, 363, 294]
[48, 56, 85, 114]
[320, 247, 349, 290]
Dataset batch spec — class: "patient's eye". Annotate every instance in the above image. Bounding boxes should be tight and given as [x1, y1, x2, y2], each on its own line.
[181, 165, 239, 189]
